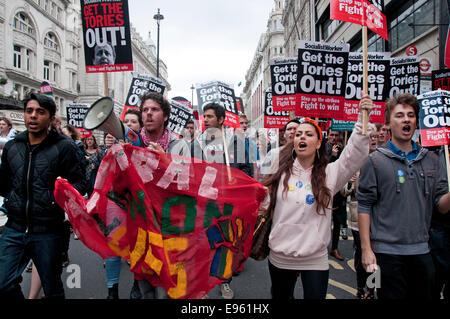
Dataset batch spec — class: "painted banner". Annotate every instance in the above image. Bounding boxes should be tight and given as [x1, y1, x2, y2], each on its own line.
[121, 73, 166, 120]
[418, 90, 450, 147]
[432, 69, 450, 91]
[330, 0, 388, 40]
[196, 81, 239, 128]
[389, 56, 420, 98]
[54, 144, 266, 299]
[66, 103, 92, 138]
[168, 99, 194, 137]
[296, 40, 349, 119]
[270, 58, 298, 112]
[344, 52, 389, 123]
[264, 87, 290, 129]
[81, 0, 133, 73]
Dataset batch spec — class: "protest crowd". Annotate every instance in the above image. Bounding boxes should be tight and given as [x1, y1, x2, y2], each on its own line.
[0, 0, 449, 302]
[0, 87, 448, 301]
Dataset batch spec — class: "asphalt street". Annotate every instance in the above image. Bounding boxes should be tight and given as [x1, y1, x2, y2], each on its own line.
[19, 231, 360, 299]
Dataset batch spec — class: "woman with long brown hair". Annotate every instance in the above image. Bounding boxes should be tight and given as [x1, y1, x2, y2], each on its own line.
[83, 135, 101, 198]
[262, 95, 373, 299]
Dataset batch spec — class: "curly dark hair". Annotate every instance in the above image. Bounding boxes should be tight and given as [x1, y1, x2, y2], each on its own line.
[139, 92, 171, 128]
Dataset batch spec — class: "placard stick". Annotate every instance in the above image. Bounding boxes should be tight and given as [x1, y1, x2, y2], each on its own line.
[362, 26, 369, 136]
[221, 126, 232, 183]
[103, 73, 109, 97]
[344, 131, 348, 146]
[445, 144, 450, 191]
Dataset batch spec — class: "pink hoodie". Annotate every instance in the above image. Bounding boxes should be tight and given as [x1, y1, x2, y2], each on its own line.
[267, 117, 370, 270]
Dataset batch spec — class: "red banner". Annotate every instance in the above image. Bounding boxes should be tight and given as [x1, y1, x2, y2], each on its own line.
[330, 0, 388, 40]
[54, 144, 266, 299]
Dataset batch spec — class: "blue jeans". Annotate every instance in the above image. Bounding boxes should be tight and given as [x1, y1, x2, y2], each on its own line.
[104, 256, 121, 288]
[0, 226, 65, 299]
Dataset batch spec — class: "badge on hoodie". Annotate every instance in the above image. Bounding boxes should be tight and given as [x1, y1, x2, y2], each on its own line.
[296, 181, 303, 189]
[397, 169, 405, 184]
[306, 194, 315, 205]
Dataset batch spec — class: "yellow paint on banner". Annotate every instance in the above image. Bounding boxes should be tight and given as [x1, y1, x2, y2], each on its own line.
[107, 225, 130, 258]
[130, 228, 147, 269]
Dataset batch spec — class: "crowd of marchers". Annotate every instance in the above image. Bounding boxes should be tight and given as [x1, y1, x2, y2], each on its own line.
[0, 91, 448, 300]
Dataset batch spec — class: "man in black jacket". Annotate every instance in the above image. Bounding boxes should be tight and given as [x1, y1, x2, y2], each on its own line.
[0, 93, 86, 299]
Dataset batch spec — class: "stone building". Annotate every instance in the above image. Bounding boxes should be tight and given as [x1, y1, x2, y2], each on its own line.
[0, 0, 169, 134]
[242, 0, 285, 129]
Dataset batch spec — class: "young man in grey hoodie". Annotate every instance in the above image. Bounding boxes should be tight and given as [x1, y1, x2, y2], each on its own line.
[357, 93, 450, 299]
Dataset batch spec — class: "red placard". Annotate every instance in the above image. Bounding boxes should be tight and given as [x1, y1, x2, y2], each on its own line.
[330, 0, 388, 40]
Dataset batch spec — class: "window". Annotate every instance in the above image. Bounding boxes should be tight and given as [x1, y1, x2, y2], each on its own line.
[44, 60, 50, 80]
[388, 0, 438, 52]
[13, 12, 34, 35]
[13, 46, 22, 68]
[69, 71, 77, 90]
[53, 64, 59, 82]
[316, 7, 340, 41]
[44, 32, 59, 51]
[26, 49, 32, 71]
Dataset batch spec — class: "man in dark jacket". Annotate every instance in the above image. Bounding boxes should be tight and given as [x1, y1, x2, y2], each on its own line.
[0, 93, 86, 299]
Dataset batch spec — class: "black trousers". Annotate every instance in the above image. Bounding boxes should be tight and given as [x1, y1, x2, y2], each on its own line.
[352, 230, 370, 289]
[429, 228, 450, 300]
[331, 208, 347, 250]
[268, 260, 329, 299]
[375, 252, 435, 300]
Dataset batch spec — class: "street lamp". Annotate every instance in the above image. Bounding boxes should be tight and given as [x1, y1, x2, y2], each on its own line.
[153, 8, 164, 78]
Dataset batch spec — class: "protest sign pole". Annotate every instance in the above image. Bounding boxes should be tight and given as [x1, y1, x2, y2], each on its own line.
[103, 73, 109, 97]
[362, 26, 369, 136]
[344, 131, 348, 146]
[445, 145, 450, 191]
[221, 126, 232, 182]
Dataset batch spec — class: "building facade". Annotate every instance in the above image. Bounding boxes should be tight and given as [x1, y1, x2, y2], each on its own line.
[243, 0, 447, 129]
[0, 0, 80, 131]
[0, 0, 169, 134]
[242, 0, 285, 129]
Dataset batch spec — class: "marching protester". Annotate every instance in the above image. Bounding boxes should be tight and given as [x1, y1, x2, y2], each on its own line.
[341, 123, 378, 299]
[260, 118, 300, 176]
[190, 102, 253, 299]
[102, 110, 144, 300]
[238, 113, 259, 179]
[357, 93, 450, 300]
[83, 135, 102, 198]
[123, 109, 143, 133]
[376, 123, 389, 146]
[429, 147, 450, 300]
[0, 117, 17, 160]
[0, 93, 86, 299]
[325, 129, 348, 260]
[184, 119, 196, 143]
[139, 92, 187, 156]
[260, 94, 373, 299]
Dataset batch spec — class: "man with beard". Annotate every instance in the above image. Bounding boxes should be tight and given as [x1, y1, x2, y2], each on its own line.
[357, 93, 450, 299]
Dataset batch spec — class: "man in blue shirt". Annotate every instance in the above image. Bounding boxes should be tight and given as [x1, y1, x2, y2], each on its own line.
[357, 93, 450, 299]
